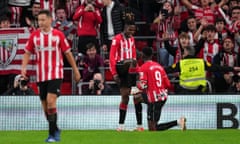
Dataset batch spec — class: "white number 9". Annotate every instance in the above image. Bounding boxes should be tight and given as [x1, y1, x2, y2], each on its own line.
[155, 71, 162, 87]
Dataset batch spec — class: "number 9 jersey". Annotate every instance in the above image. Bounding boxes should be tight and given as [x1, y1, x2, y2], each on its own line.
[137, 60, 171, 103]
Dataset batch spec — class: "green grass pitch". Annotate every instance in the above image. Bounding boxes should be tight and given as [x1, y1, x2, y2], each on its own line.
[0, 130, 239, 144]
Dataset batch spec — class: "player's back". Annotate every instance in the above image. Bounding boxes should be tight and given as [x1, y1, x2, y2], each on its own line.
[140, 60, 171, 102]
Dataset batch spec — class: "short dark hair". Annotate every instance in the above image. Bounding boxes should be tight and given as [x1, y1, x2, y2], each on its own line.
[215, 17, 225, 25]
[0, 15, 10, 23]
[203, 24, 216, 32]
[55, 6, 66, 13]
[142, 47, 153, 58]
[38, 9, 52, 17]
[231, 6, 240, 16]
[86, 42, 96, 50]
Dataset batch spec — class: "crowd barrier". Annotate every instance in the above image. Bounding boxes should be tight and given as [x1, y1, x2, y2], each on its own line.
[0, 95, 239, 130]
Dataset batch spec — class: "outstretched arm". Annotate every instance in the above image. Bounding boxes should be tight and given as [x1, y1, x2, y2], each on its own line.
[21, 51, 31, 78]
[65, 51, 81, 83]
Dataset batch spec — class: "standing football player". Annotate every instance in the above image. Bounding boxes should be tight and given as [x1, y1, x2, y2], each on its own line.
[21, 10, 81, 142]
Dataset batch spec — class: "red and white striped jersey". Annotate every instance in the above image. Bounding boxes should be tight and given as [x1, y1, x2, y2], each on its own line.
[151, 16, 179, 49]
[220, 52, 238, 67]
[66, 0, 80, 19]
[191, 5, 215, 25]
[109, 33, 136, 76]
[198, 41, 221, 63]
[9, 6, 22, 27]
[39, 0, 55, 19]
[138, 60, 171, 103]
[25, 28, 70, 82]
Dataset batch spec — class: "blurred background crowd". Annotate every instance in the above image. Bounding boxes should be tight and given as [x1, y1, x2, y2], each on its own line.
[1, 0, 240, 95]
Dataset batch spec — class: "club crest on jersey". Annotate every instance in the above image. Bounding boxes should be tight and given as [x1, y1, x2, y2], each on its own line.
[0, 35, 18, 68]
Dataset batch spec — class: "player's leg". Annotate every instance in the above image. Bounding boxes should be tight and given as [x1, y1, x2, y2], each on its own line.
[117, 87, 130, 131]
[154, 100, 180, 131]
[46, 92, 58, 139]
[38, 81, 57, 142]
[133, 95, 144, 131]
[147, 103, 157, 131]
[45, 79, 62, 141]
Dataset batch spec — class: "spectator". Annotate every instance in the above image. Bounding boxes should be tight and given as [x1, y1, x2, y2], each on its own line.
[0, 0, 11, 19]
[213, 37, 240, 93]
[53, 6, 76, 47]
[218, 6, 240, 53]
[87, 72, 114, 95]
[21, 0, 41, 30]
[151, 1, 179, 66]
[228, 75, 240, 93]
[181, 0, 226, 25]
[73, 0, 102, 55]
[0, 15, 11, 28]
[163, 32, 191, 64]
[196, 25, 221, 64]
[3, 74, 35, 95]
[100, 0, 125, 56]
[185, 16, 199, 47]
[215, 17, 228, 45]
[80, 42, 105, 82]
[165, 46, 240, 94]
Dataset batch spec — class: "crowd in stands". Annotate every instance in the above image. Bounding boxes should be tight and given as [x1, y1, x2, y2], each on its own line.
[1, 0, 240, 95]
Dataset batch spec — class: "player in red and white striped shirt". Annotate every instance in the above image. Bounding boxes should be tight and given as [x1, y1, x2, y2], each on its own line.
[109, 18, 144, 131]
[137, 47, 186, 131]
[21, 10, 80, 142]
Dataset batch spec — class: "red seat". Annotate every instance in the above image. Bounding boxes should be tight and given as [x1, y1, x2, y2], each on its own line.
[105, 69, 113, 81]
[61, 82, 72, 95]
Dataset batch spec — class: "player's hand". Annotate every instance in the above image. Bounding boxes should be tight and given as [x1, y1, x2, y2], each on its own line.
[73, 70, 81, 83]
[21, 67, 27, 79]
[130, 86, 142, 95]
[113, 74, 120, 85]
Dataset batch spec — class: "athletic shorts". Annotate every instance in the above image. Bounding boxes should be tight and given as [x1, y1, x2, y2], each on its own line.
[147, 100, 166, 122]
[37, 79, 62, 101]
[116, 61, 137, 88]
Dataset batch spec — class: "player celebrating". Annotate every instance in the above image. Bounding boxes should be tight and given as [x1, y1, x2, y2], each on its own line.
[21, 10, 81, 142]
[109, 15, 143, 131]
[137, 47, 186, 131]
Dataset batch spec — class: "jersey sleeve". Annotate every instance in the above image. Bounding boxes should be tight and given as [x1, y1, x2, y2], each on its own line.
[132, 37, 137, 59]
[59, 31, 71, 53]
[25, 32, 35, 53]
[109, 37, 119, 76]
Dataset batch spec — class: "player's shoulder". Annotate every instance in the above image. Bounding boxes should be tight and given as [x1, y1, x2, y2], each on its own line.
[30, 29, 40, 36]
[52, 28, 65, 36]
[114, 33, 123, 39]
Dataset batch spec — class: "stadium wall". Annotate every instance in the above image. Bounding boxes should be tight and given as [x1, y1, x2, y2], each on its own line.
[0, 95, 239, 130]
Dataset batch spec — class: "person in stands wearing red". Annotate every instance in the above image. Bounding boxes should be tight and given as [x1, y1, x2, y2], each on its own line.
[109, 16, 143, 132]
[137, 47, 186, 131]
[21, 10, 81, 142]
[73, 0, 102, 55]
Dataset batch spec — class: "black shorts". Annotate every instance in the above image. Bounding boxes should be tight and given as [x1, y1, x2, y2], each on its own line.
[147, 100, 166, 122]
[37, 79, 62, 101]
[116, 61, 137, 88]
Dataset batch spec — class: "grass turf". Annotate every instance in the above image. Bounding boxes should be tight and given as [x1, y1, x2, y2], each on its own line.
[0, 130, 239, 144]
